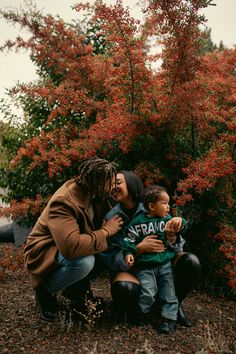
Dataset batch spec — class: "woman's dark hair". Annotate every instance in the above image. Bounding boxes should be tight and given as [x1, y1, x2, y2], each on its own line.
[120, 171, 145, 203]
[144, 185, 167, 209]
[75, 157, 117, 198]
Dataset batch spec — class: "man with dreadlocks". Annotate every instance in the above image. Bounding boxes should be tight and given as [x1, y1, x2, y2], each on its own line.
[24, 157, 123, 322]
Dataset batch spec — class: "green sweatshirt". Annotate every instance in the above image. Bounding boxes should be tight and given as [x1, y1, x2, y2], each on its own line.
[122, 212, 187, 267]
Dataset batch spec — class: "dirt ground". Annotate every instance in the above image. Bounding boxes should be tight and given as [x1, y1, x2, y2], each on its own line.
[0, 245, 235, 354]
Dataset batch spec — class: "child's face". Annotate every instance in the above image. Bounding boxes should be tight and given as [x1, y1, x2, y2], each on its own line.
[148, 191, 170, 218]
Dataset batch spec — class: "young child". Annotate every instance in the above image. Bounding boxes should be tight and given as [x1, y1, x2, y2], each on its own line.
[122, 185, 187, 334]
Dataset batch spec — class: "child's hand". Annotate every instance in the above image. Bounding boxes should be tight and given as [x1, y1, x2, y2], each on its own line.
[165, 217, 183, 243]
[165, 217, 182, 233]
[125, 254, 134, 267]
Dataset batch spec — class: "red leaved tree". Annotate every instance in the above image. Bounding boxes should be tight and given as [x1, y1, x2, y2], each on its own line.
[0, 0, 235, 295]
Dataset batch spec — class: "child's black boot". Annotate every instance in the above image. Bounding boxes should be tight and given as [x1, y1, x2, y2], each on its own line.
[159, 318, 176, 334]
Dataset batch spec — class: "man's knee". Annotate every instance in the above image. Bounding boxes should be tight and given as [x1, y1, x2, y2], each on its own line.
[62, 254, 95, 274]
[77, 255, 95, 273]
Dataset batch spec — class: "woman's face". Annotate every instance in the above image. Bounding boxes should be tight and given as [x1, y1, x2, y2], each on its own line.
[112, 173, 130, 203]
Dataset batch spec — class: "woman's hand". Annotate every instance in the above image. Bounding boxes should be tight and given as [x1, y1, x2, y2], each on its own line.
[102, 215, 123, 237]
[136, 235, 166, 256]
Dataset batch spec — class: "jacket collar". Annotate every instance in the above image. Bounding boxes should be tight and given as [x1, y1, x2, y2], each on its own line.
[116, 202, 146, 222]
[66, 180, 91, 209]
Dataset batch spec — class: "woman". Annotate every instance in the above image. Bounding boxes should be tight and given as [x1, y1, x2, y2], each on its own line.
[24, 157, 123, 321]
[99, 171, 201, 327]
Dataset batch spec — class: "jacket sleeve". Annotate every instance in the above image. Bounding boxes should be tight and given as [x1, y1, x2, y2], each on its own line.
[167, 217, 187, 251]
[98, 230, 130, 271]
[167, 217, 188, 252]
[122, 235, 137, 257]
[98, 246, 129, 272]
[180, 217, 188, 233]
[48, 197, 108, 259]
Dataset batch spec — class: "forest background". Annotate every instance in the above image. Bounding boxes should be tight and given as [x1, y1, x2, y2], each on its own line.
[0, 0, 235, 300]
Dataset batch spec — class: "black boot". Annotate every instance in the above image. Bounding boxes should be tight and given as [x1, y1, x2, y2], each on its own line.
[173, 252, 201, 327]
[62, 277, 107, 325]
[34, 286, 58, 321]
[111, 281, 140, 325]
[136, 310, 149, 327]
[177, 304, 192, 327]
[62, 277, 91, 314]
[159, 318, 176, 334]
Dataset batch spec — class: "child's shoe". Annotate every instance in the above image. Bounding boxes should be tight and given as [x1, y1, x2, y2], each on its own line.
[159, 318, 176, 334]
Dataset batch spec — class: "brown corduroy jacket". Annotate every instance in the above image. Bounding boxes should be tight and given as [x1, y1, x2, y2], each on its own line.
[24, 179, 110, 288]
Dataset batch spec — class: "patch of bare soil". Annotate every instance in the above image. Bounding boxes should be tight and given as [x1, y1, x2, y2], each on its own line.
[0, 245, 235, 354]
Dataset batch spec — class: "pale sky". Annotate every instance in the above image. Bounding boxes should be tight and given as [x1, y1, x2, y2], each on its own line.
[0, 0, 236, 119]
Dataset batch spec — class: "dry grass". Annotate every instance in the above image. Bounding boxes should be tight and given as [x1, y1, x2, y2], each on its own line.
[0, 244, 235, 353]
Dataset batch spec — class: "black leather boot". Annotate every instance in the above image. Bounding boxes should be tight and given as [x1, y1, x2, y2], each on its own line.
[111, 281, 140, 325]
[34, 286, 58, 321]
[177, 304, 192, 327]
[173, 252, 201, 327]
[62, 277, 91, 314]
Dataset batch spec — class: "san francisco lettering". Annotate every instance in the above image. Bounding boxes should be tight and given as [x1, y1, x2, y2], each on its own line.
[127, 221, 165, 240]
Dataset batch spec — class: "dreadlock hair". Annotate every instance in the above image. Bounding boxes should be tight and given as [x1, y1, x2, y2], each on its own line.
[144, 185, 168, 210]
[74, 157, 117, 199]
[120, 171, 145, 204]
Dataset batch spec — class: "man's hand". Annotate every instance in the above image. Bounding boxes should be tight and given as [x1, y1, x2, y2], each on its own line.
[102, 215, 123, 237]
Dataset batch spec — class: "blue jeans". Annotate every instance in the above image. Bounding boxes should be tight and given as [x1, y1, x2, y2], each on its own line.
[135, 261, 178, 321]
[45, 252, 95, 293]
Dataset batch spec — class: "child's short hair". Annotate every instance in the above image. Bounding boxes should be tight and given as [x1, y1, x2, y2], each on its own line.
[144, 185, 167, 210]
